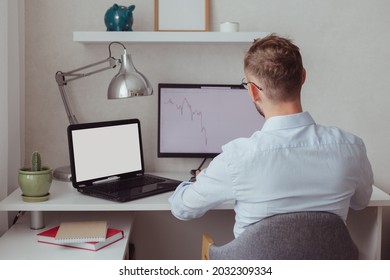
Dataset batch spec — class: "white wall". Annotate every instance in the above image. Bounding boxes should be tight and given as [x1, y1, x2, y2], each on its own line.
[7, 1, 24, 200]
[24, 0, 390, 259]
[0, 0, 9, 236]
[0, 0, 24, 236]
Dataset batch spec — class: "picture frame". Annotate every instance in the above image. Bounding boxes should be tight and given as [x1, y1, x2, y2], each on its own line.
[155, 0, 210, 31]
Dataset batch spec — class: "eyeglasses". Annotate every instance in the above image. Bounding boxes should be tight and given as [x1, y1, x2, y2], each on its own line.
[241, 78, 263, 91]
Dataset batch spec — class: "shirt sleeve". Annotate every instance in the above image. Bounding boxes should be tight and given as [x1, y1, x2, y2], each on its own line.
[168, 154, 235, 220]
[349, 143, 374, 210]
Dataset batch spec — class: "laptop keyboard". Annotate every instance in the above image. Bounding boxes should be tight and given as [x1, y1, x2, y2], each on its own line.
[92, 175, 165, 194]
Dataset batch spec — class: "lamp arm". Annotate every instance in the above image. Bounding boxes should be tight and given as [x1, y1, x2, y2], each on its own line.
[55, 57, 119, 124]
[55, 57, 118, 86]
[57, 84, 79, 124]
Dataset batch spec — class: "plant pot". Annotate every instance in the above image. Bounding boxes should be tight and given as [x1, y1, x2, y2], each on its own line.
[18, 167, 53, 202]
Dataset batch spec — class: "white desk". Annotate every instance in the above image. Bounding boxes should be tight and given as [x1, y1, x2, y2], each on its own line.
[0, 172, 390, 259]
[0, 173, 189, 212]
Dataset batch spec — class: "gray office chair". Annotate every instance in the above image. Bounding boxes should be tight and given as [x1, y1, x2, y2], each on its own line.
[202, 211, 359, 260]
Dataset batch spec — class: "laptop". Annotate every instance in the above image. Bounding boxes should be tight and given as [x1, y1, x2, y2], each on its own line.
[67, 118, 181, 202]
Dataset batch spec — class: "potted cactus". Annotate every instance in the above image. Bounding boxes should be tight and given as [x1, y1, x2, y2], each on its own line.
[18, 151, 53, 202]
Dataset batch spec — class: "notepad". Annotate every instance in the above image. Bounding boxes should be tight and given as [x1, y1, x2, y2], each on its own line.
[55, 220, 108, 243]
[38, 226, 123, 251]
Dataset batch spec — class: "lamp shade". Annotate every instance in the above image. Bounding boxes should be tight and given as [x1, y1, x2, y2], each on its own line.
[108, 50, 153, 99]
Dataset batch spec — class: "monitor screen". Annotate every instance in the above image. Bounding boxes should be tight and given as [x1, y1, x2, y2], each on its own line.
[158, 83, 265, 158]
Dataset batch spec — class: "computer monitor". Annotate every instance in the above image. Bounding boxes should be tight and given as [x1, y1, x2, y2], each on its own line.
[158, 83, 265, 158]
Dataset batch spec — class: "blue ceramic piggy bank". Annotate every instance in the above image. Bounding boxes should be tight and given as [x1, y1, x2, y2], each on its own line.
[104, 4, 135, 31]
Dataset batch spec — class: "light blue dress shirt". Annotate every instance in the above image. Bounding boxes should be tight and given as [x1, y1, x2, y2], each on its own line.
[169, 112, 374, 237]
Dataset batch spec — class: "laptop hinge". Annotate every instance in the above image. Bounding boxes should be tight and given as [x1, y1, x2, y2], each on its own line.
[92, 176, 120, 185]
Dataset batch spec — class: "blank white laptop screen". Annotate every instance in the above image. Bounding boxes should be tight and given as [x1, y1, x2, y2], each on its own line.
[71, 123, 142, 182]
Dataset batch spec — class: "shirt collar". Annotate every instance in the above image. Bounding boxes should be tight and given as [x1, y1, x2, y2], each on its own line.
[261, 112, 316, 132]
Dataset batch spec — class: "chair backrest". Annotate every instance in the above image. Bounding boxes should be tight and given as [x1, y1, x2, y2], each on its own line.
[207, 211, 359, 260]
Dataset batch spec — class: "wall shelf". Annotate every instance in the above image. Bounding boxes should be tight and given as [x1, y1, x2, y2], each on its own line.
[73, 31, 269, 43]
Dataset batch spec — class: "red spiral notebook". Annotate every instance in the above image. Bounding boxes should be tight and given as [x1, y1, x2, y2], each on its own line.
[37, 226, 124, 251]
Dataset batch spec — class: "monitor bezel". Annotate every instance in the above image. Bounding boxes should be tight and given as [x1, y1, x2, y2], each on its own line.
[157, 83, 249, 158]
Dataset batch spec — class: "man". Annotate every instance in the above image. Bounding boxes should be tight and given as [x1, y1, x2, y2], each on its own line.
[169, 34, 373, 238]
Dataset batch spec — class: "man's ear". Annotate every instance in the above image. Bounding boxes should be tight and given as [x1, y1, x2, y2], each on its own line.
[301, 68, 306, 85]
[248, 83, 261, 102]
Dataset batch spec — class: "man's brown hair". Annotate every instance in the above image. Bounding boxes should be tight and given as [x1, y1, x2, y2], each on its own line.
[244, 34, 304, 102]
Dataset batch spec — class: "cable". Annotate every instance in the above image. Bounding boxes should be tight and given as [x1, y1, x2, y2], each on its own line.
[189, 158, 207, 181]
[12, 211, 25, 225]
[108, 41, 126, 58]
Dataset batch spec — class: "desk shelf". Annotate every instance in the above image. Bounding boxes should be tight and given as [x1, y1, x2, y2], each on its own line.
[73, 31, 269, 43]
[0, 211, 134, 260]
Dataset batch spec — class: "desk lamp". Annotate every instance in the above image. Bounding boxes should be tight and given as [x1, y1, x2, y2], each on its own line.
[54, 41, 153, 181]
